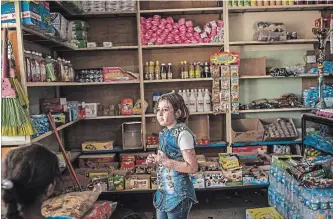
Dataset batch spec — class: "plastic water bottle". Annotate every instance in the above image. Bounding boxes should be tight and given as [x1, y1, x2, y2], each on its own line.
[319, 190, 329, 210]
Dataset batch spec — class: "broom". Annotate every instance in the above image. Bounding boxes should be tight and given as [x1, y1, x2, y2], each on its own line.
[1, 28, 35, 136]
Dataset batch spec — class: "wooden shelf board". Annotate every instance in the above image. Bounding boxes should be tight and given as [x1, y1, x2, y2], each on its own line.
[140, 7, 223, 15]
[85, 115, 141, 120]
[74, 46, 138, 51]
[22, 25, 76, 50]
[239, 74, 332, 79]
[228, 4, 333, 13]
[81, 146, 144, 154]
[232, 140, 301, 147]
[145, 111, 220, 117]
[101, 184, 268, 194]
[238, 108, 313, 113]
[142, 42, 223, 49]
[31, 120, 79, 143]
[230, 39, 317, 46]
[26, 81, 140, 87]
[144, 78, 213, 83]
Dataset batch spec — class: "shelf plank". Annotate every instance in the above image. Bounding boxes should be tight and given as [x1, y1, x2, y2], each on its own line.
[239, 74, 333, 79]
[142, 42, 223, 49]
[60, 151, 82, 173]
[228, 4, 333, 13]
[22, 25, 76, 50]
[73, 46, 138, 51]
[1, 23, 17, 29]
[144, 78, 213, 83]
[230, 39, 317, 46]
[85, 115, 142, 120]
[145, 111, 220, 117]
[101, 184, 268, 194]
[26, 80, 140, 87]
[81, 147, 144, 154]
[232, 140, 301, 147]
[31, 120, 79, 143]
[238, 108, 313, 113]
[140, 7, 223, 15]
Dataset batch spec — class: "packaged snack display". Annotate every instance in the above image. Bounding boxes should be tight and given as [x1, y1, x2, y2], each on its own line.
[246, 207, 282, 219]
[82, 201, 117, 219]
[120, 98, 134, 115]
[82, 141, 114, 152]
[253, 21, 287, 42]
[85, 103, 99, 117]
[48, 13, 69, 41]
[75, 68, 104, 83]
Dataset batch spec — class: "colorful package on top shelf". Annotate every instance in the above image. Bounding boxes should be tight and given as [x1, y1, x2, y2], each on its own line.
[2, 1, 41, 27]
[47, 13, 69, 41]
[82, 0, 136, 13]
[69, 20, 89, 48]
[140, 15, 223, 45]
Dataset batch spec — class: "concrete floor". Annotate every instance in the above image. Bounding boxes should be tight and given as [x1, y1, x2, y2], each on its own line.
[107, 188, 268, 219]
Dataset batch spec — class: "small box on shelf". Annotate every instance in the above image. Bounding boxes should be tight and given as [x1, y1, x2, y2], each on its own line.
[122, 122, 143, 150]
[231, 119, 265, 142]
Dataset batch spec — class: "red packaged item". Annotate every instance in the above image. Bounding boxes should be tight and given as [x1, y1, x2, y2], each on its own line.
[121, 161, 135, 169]
[82, 201, 117, 219]
[120, 98, 133, 115]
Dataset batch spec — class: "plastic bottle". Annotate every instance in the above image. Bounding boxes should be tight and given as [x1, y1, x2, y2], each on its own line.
[45, 56, 55, 82]
[167, 63, 173, 79]
[149, 61, 155, 80]
[197, 89, 204, 112]
[182, 89, 189, 109]
[155, 61, 160, 80]
[30, 51, 37, 82]
[39, 53, 47, 82]
[189, 89, 196, 114]
[161, 63, 167, 80]
[203, 89, 211, 112]
[145, 62, 149, 80]
[319, 190, 329, 210]
[68, 61, 75, 82]
[183, 61, 189, 79]
[189, 63, 195, 78]
[180, 61, 184, 79]
[62, 59, 69, 82]
[25, 50, 32, 82]
[57, 58, 64, 82]
[195, 62, 201, 78]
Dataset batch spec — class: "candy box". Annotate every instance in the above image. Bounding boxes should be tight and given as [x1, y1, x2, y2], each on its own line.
[204, 171, 227, 188]
[221, 167, 242, 186]
[120, 161, 135, 170]
[49, 13, 69, 41]
[78, 154, 116, 168]
[151, 172, 158, 190]
[242, 166, 269, 185]
[85, 103, 99, 117]
[108, 170, 128, 191]
[191, 172, 205, 189]
[218, 153, 240, 169]
[120, 98, 133, 115]
[246, 207, 282, 219]
[84, 169, 111, 179]
[125, 174, 151, 190]
[119, 154, 136, 162]
[82, 141, 114, 151]
[198, 161, 220, 171]
[40, 2, 51, 32]
[103, 67, 137, 82]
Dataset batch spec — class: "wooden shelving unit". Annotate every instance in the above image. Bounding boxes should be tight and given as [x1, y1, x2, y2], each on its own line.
[3, 1, 332, 162]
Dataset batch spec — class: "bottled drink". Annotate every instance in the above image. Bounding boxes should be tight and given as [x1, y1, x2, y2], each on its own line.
[183, 61, 189, 79]
[203, 89, 211, 112]
[195, 62, 201, 78]
[39, 53, 46, 82]
[160, 63, 167, 80]
[149, 61, 155, 80]
[180, 61, 184, 79]
[167, 63, 172, 79]
[68, 61, 75, 82]
[189, 63, 195, 78]
[25, 50, 32, 82]
[145, 62, 149, 80]
[45, 56, 55, 82]
[196, 89, 204, 112]
[155, 61, 160, 80]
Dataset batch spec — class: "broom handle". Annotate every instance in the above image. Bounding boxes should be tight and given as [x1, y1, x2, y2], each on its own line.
[2, 28, 8, 79]
[47, 113, 82, 192]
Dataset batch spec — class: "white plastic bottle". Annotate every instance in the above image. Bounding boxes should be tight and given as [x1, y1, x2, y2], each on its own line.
[178, 90, 183, 98]
[197, 89, 204, 112]
[204, 89, 211, 112]
[189, 89, 196, 114]
[182, 90, 189, 109]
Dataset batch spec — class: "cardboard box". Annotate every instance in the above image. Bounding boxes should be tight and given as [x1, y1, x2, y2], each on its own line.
[135, 165, 156, 174]
[222, 167, 242, 185]
[121, 161, 135, 170]
[82, 141, 114, 151]
[246, 207, 282, 219]
[84, 169, 110, 179]
[260, 118, 298, 141]
[204, 171, 227, 188]
[85, 103, 99, 118]
[125, 174, 151, 190]
[78, 154, 116, 168]
[196, 155, 206, 163]
[191, 172, 205, 189]
[198, 161, 220, 171]
[108, 170, 127, 191]
[122, 122, 143, 150]
[231, 119, 264, 142]
[218, 154, 240, 169]
[243, 166, 269, 185]
[2, 1, 41, 27]
[239, 57, 266, 77]
[151, 172, 158, 190]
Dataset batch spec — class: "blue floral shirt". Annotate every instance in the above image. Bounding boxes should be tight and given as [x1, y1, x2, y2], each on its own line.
[153, 123, 198, 212]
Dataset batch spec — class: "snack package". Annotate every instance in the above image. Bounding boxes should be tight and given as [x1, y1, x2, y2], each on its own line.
[120, 98, 133, 115]
[133, 99, 148, 114]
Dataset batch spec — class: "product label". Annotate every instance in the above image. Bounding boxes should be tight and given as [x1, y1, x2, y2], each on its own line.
[40, 64, 46, 82]
[35, 62, 41, 82]
[26, 59, 31, 82]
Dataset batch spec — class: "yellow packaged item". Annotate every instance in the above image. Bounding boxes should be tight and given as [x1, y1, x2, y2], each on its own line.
[219, 155, 239, 169]
[133, 99, 148, 115]
[246, 207, 282, 219]
[82, 141, 114, 151]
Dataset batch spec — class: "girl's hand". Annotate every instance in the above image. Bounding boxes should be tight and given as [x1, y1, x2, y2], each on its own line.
[155, 150, 168, 165]
[145, 154, 157, 164]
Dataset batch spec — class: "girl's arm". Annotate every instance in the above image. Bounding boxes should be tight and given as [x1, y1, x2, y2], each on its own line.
[156, 149, 198, 173]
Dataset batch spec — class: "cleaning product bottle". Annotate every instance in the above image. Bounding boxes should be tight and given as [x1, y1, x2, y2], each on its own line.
[182, 89, 189, 109]
[68, 61, 75, 82]
[189, 89, 196, 114]
[145, 62, 149, 80]
[178, 90, 183, 98]
[204, 89, 211, 112]
[45, 55, 56, 82]
[197, 89, 204, 112]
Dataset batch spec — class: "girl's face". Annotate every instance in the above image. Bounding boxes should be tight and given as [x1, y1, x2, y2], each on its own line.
[156, 100, 177, 128]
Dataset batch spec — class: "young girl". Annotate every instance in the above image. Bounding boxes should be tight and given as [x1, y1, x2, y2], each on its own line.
[1, 144, 72, 219]
[146, 92, 198, 219]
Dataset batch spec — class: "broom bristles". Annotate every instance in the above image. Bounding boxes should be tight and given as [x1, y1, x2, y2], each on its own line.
[1, 98, 35, 136]
[10, 78, 29, 107]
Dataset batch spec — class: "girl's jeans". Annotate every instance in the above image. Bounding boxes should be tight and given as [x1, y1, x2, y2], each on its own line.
[156, 198, 193, 219]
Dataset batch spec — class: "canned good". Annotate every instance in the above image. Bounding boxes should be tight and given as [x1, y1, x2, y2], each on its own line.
[275, 0, 282, 5]
[291, 32, 297, 39]
[233, 0, 239, 6]
[270, 0, 276, 5]
[238, 0, 245, 6]
[244, 0, 251, 6]
[250, 0, 257, 5]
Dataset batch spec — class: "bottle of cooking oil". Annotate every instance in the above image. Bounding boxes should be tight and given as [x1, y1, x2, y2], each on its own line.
[155, 61, 160, 80]
[195, 62, 201, 78]
[189, 62, 195, 78]
[145, 62, 149, 80]
[149, 61, 154, 80]
[183, 61, 189, 79]
[180, 61, 184, 79]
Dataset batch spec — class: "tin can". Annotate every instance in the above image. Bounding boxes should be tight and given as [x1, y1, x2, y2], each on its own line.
[282, 0, 288, 5]
[232, 0, 239, 7]
[238, 0, 245, 6]
[291, 32, 297, 39]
